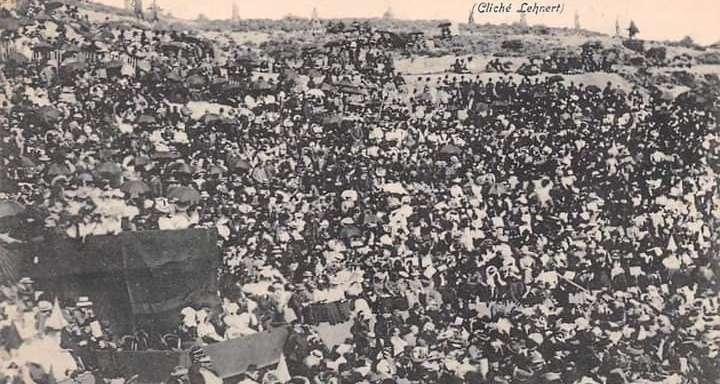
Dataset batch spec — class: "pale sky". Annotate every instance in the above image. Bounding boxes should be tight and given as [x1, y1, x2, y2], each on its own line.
[95, 0, 720, 45]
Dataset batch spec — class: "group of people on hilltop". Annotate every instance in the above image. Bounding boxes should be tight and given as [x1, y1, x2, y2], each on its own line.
[1, 1, 720, 383]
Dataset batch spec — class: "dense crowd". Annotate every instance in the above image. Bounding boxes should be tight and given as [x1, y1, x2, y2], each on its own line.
[1, 1, 720, 384]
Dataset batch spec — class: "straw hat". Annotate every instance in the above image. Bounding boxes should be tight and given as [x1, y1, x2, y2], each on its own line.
[37, 301, 53, 312]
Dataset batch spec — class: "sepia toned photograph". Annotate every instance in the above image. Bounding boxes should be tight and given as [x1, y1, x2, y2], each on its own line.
[0, 0, 719, 383]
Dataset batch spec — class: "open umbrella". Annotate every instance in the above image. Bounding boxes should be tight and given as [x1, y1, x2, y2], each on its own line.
[613, 89, 627, 98]
[120, 180, 150, 197]
[104, 60, 124, 70]
[166, 71, 182, 82]
[98, 148, 120, 160]
[208, 165, 225, 176]
[439, 144, 462, 156]
[581, 40, 603, 50]
[252, 79, 273, 92]
[0, 17, 21, 31]
[547, 75, 564, 83]
[228, 157, 251, 171]
[137, 114, 157, 124]
[676, 91, 708, 107]
[382, 183, 409, 195]
[37, 106, 62, 124]
[61, 61, 87, 75]
[340, 225, 362, 239]
[336, 79, 355, 88]
[586, 85, 601, 93]
[307, 89, 325, 98]
[201, 113, 223, 124]
[281, 68, 300, 81]
[516, 64, 539, 76]
[0, 177, 18, 194]
[45, 1, 66, 11]
[96, 161, 122, 177]
[167, 186, 201, 204]
[186, 75, 205, 88]
[170, 162, 193, 174]
[340, 86, 368, 96]
[5, 51, 29, 64]
[474, 102, 490, 113]
[210, 78, 228, 90]
[657, 90, 674, 102]
[18, 156, 36, 169]
[320, 83, 336, 93]
[132, 156, 152, 167]
[417, 91, 435, 104]
[235, 51, 259, 64]
[46, 163, 71, 177]
[152, 151, 180, 160]
[0, 200, 24, 219]
[76, 172, 94, 183]
[322, 115, 342, 126]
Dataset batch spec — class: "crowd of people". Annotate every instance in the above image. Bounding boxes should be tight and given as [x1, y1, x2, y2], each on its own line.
[1, 1, 720, 384]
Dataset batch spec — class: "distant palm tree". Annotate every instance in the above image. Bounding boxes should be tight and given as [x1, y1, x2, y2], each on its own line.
[627, 20, 639, 40]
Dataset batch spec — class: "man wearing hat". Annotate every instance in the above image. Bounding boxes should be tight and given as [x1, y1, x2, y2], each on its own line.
[34, 300, 54, 336]
[167, 366, 190, 384]
[17, 277, 37, 310]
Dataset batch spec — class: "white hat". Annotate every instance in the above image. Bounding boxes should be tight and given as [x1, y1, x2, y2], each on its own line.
[180, 307, 196, 317]
[155, 198, 171, 213]
[37, 300, 53, 312]
[76, 296, 93, 307]
[225, 302, 239, 316]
